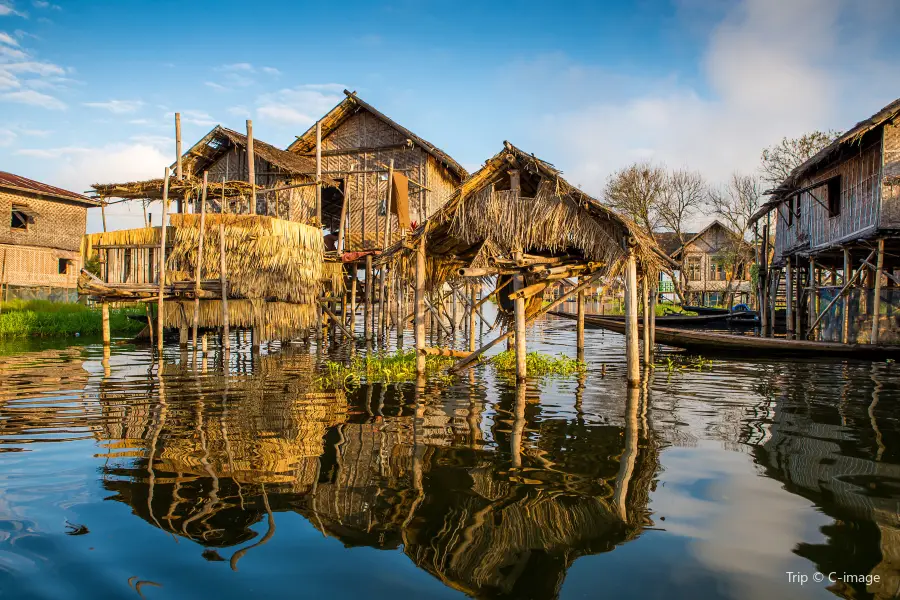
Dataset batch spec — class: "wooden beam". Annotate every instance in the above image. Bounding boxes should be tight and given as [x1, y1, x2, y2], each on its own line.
[421, 346, 471, 358]
[157, 167, 170, 354]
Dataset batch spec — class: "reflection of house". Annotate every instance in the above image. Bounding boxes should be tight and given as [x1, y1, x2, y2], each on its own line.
[0, 172, 100, 301]
[655, 220, 753, 306]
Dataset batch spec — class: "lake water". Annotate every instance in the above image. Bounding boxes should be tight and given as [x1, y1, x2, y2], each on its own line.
[1, 309, 899, 599]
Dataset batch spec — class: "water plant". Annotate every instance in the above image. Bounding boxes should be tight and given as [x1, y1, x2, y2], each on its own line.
[658, 354, 714, 372]
[318, 349, 455, 389]
[490, 350, 586, 377]
[0, 300, 146, 339]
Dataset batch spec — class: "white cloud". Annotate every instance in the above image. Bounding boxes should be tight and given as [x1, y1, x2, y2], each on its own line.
[32, 1, 61, 9]
[83, 99, 143, 114]
[256, 85, 343, 126]
[524, 0, 900, 217]
[0, 43, 25, 59]
[1, 88, 64, 109]
[175, 109, 217, 127]
[0, 3, 26, 17]
[218, 62, 254, 72]
[0, 31, 18, 45]
[16, 145, 89, 158]
[261, 66, 280, 76]
[204, 81, 227, 91]
[0, 127, 15, 145]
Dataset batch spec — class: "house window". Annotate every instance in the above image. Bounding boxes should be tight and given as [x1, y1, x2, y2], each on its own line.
[58, 258, 73, 275]
[709, 259, 726, 281]
[787, 197, 794, 226]
[11, 205, 30, 230]
[707, 292, 722, 306]
[827, 176, 841, 217]
[685, 256, 701, 281]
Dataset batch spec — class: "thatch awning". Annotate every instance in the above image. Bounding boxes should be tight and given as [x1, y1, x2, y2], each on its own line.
[385, 141, 665, 289]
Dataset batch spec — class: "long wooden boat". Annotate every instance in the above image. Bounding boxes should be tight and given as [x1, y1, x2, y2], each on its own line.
[682, 305, 730, 316]
[588, 313, 729, 325]
[550, 311, 900, 359]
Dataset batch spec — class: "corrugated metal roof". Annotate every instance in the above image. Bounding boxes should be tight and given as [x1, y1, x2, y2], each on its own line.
[0, 171, 99, 205]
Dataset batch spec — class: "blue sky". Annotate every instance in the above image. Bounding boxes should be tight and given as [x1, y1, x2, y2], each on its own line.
[1, 0, 898, 232]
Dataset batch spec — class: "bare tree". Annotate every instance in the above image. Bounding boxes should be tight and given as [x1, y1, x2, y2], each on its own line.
[707, 173, 763, 307]
[760, 130, 841, 186]
[603, 162, 666, 236]
[658, 169, 706, 302]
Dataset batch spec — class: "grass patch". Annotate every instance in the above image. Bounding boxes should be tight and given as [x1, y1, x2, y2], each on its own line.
[319, 349, 455, 389]
[656, 354, 714, 372]
[490, 350, 586, 377]
[0, 300, 146, 338]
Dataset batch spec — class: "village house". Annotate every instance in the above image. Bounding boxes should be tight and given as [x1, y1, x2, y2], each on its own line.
[287, 89, 468, 251]
[0, 171, 99, 302]
[749, 97, 900, 344]
[654, 220, 754, 307]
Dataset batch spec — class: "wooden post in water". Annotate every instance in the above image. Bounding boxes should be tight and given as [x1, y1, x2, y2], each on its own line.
[246, 119, 256, 215]
[219, 222, 230, 352]
[349, 266, 358, 336]
[785, 257, 793, 339]
[251, 326, 260, 353]
[795, 259, 804, 338]
[315, 120, 322, 225]
[380, 160, 394, 341]
[842, 249, 851, 344]
[157, 168, 171, 354]
[871, 238, 885, 345]
[364, 255, 373, 341]
[101, 300, 110, 347]
[641, 275, 650, 364]
[179, 324, 188, 348]
[468, 283, 477, 353]
[759, 222, 770, 336]
[808, 258, 817, 335]
[624, 251, 640, 387]
[415, 236, 426, 375]
[192, 172, 208, 346]
[576, 275, 585, 362]
[513, 251, 527, 381]
[649, 281, 657, 353]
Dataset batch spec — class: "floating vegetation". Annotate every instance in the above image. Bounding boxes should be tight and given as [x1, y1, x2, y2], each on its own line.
[0, 301, 145, 339]
[658, 354, 714, 372]
[490, 350, 586, 377]
[319, 349, 455, 389]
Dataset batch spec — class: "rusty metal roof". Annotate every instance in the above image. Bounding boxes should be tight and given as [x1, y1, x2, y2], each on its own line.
[0, 171, 100, 206]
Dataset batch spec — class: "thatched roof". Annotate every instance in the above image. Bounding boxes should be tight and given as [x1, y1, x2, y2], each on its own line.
[387, 141, 664, 285]
[750, 96, 900, 225]
[93, 125, 336, 201]
[288, 89, 468, 180]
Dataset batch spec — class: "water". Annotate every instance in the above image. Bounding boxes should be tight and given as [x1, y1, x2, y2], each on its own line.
[1, 315, 899, 599]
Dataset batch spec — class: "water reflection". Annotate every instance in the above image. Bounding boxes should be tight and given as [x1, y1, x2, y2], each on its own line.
[0, 324, 899, 599]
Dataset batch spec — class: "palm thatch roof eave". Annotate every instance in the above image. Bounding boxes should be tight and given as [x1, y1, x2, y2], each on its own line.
[288, 90, 468, 181]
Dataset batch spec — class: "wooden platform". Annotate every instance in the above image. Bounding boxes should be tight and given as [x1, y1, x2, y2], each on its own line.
[550, 311, 900, 360]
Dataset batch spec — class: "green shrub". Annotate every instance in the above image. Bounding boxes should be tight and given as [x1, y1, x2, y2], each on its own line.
[0, 301, 145, 338]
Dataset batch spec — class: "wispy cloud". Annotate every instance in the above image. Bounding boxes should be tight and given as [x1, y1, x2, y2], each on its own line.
[204, 81, 227, 91]
[255, 84, 344, 126]
[83, 99, 143, 114]
[16, 146, 89, 158]
[217, 62, 254, 72]
[205, 62, 281, 91]
[32, 1, 61, 9]
[172, 109, 217, 127]
[0, 31, 18, 45]
[1, 88, 65, 109]
[261, 66, 280, 76]
[0, 3, 27, 17]
[227, 105, 248, 117]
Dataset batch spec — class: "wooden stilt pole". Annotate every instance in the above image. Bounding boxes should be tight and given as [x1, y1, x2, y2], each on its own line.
[179, 324, 188, 348]
[219, 222, 230, 353]
[468, 283, 477, 353]
[625, 251, 640, 387]
[649, 281, 657, 352]
[246, 119, 256, 215]
[364, 254, 373, 341]
[157, 168, 170, 354]
[415, 236, 426, 374]
[192, 172, 208, 347]
[101, 300, 110, 347]
[872, 238, 885, 345]
[760, 222, 769, 336]
[576, 275, 585, 362]
[175, 113, 183, 181]
[315, 120, 322, 226]
[349, 266, 358, 335]
[145, 303, 154, 348]
[641, 275, 650, 364]
[785, 257, 794, 339]
[251, 326, 260, 353]
[842, 249, 851, 344]
[101, 200, 107, 232]
[513, 252, 527, 380]
[396, 268, 405, 347]
[808, 258, 817, 335]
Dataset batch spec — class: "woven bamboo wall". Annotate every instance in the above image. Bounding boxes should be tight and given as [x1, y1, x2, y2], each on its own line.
[0, 242, 80, 288]
[882, 122, 900, 227]
[0, 189, 88, 252]
[312, 109, 463, 251]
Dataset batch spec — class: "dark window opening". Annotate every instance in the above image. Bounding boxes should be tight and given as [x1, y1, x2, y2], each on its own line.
[11, 207, 29, 230]
[827, 176, 841, 217]
[58, 258, 73, 275]
[787, 197, 794, 226]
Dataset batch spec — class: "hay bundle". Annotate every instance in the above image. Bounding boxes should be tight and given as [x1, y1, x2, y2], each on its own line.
[168, 214, 323, 305]
[164, 299, 317, 339]
[321, 260, 345, 294]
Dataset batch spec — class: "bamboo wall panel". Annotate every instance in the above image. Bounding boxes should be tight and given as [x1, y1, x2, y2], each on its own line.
[882, 123, 900, 227]
[0, 189, 89, 252]
[0, 243, 80, 288]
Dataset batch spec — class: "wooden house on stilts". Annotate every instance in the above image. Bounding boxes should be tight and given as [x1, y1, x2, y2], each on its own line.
[383, 142, 667, 384]
[750, 97, 900, 345]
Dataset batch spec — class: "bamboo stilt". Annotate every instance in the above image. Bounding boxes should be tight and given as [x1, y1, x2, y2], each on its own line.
[625, 251, 639, 386]
[513, 251, 527, 380]
[808, 258, 817, 334]
[649, 283, 657, 352]
[349, 267, 358, 335]
[365, 255, 373, 341]
[192, 172, 208, 346]
[468, 283, 477, 353]
[247, 119, 256, 215]
[576, 275, 585, 362]
[157, 168, 170, 354]
[842, 249, 851, 344]
[872, 238, 885, 345]
[641, 276, 650, 364]
[785, 257, 794, 339]
[219, 221, 230, 352]
[179, 324, 188, 348]
[415, 236, 426, 374]
[101, 300, 110, 347]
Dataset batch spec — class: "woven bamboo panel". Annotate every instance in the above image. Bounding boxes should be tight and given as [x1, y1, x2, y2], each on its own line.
[0, 243, 80, 287]
[0, 190, 88, 252]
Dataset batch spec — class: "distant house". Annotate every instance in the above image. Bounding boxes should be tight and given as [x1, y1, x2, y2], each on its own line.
[0, 172, 99, 302]
[655, 220, 754, 307]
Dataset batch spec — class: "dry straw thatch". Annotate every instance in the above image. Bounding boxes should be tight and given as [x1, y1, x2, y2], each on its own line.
[168, 213, 323, 305]
[163, 299, 318, 339]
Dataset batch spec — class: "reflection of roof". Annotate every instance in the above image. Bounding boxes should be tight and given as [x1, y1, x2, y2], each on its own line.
[289, 90, 468, 180]
[0, 171, 99, 206]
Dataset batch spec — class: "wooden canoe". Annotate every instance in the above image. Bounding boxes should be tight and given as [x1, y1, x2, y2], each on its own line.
[586, 313, 729, 326]
[550, 311, 900, 359]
